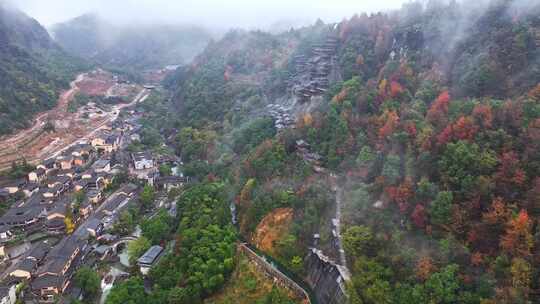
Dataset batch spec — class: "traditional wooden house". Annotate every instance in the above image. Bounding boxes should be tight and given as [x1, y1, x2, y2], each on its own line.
[37, 159, 57, 174]
[56, 156, 73, 170]
[92, 159, 111, 173]
[137, 245, 163, 275]
[9, 242, 49, 279]
[79, 199, 94, 219]
[31, 237, 85, 303]
[132, 151, 154, 170]
[22, 183, 39, 198]
[28, 168, 46, 183]
[0, 179, 26, 194]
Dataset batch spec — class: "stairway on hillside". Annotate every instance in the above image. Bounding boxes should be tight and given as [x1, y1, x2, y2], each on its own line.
[289, 36, 339, 103]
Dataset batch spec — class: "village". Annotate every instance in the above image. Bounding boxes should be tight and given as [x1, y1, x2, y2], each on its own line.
[0, 87, 185, 303]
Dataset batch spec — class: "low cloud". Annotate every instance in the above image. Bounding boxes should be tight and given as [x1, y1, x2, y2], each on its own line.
[12, 0, 407, 30]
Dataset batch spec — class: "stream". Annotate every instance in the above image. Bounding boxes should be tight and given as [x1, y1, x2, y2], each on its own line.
[99, 265, 129, 304]
[99, 235, 135, 303]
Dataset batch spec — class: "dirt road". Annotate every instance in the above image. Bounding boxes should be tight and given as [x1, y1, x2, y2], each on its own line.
[45, 88, 149, 160]
[0, 74, 85, 146]
[0, 72, 148, 172]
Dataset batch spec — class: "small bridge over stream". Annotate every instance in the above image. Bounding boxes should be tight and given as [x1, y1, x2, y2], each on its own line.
[96, 236, 139, 260]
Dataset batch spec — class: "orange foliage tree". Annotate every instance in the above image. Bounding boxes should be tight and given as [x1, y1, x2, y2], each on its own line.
[527, 83, 540, 101]
[405, 121, 417, 138]
[427, 91, 450, 125]
[356, 54, 365, 66]
[482, 197, 511, 226]
[436, 124, 453, 146]
[416, 256, 437, 281]
[471, 252, 485, 267]
[436, 116, 477, 146]
[500, 210, 533, 257]
[387, 178, 414, 213]
[451, 116, 477, 141]
[378, 110, 399, 139]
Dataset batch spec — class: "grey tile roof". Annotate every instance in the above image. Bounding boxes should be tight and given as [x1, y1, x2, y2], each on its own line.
[132, 151, 152, 162]
[137, 245, 163, 265]
[31, 273, 62, 290]
[38, 236, 83, 276]
[93, 159, 110, 169]
[0, 286, 9, 298]
[86, 218, 101, 231]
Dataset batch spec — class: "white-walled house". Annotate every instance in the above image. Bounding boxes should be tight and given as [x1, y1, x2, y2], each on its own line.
[132, 152, 154, 170]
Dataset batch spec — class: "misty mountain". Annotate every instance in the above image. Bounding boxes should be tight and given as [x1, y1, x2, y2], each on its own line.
[168, 0, 540, 128]
[160, 1, 540, 303]
[0, 4, 84, 135]
[51, 14, 213, 72]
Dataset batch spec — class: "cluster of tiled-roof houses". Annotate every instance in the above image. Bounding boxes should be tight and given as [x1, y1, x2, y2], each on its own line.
[0, 120, 184, 303]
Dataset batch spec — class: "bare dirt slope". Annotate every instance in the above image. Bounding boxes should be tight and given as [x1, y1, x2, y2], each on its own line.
[0, 70, 145, 171]
[252, 207, 294, 254]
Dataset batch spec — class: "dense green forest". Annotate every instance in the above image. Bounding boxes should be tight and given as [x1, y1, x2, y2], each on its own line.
[152, 0, 540, 303]
[0, 4, 85, 135]
[106, 182, 236, 304]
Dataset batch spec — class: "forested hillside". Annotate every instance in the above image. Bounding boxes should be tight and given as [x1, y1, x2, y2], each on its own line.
[51, 14, 213, 73]
[0, 4, 84, 135]
[161, 0, 540, 303]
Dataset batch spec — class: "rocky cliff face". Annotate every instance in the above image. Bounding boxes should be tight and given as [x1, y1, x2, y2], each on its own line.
[304, 248, 350, 304]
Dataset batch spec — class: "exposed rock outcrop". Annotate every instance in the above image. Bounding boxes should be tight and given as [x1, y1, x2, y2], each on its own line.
[304, 248, 350, 304]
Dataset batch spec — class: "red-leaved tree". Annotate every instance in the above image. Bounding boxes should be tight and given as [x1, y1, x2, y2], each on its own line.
[427, 90, 450, 125]
[411, 204, 426, 228]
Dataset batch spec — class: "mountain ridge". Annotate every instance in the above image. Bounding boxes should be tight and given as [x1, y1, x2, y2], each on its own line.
[51, 13, 213, 72]
[0, 3, 84, 136]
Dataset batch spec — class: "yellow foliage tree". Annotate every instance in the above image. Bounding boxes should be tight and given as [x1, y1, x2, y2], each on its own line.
[64, 217, 75, 234]
[378, 78, 388, 97]
[511, 257, 531, 290]
[303, 113, 313, 127]
[239, 178, 256, 204]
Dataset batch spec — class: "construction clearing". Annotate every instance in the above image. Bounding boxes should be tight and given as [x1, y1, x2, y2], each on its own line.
[0, 70, 148, 172]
